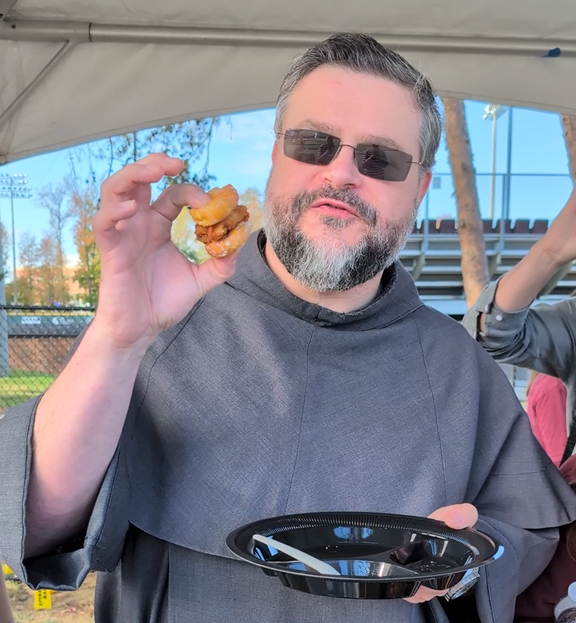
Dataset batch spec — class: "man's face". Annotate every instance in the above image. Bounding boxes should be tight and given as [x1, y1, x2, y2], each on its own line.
[264, 65, 431, 292]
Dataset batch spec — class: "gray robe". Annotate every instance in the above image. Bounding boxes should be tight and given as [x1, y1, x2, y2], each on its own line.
[1, 232, 576, 623]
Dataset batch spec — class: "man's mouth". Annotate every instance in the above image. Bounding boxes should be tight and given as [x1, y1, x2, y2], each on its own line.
[309, 199, 359, 219]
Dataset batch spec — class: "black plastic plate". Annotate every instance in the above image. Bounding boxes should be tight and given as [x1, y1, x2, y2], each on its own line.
[226, 511, 503, 599]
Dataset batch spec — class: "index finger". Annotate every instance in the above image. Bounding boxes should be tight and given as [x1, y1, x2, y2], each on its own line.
[100, 155, 184, 204]
[151, 183, 213, 221]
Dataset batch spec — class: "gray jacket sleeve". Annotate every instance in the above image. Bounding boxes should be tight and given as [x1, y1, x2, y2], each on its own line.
[422, 324, 576, 622]
[462, 279, 576, 384]
[0, 396, 129, 591]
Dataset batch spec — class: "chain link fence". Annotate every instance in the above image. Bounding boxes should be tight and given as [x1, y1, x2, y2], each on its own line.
[0, 306, 94, 414]
[0, 174, 571, 414]
[418, 172, 573, 225]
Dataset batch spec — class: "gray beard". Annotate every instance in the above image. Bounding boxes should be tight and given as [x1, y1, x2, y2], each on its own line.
[264, 184, 416, 293]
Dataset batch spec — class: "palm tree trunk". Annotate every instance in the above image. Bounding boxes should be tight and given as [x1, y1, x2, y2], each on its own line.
[442, 98, 490, 307]
[562, 115, 576, 179]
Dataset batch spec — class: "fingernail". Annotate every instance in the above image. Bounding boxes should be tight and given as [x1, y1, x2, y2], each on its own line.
[454, 511, 465, 526]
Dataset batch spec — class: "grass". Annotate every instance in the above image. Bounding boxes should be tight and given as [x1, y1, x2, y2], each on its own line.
[0, 372, 55, 409]
[6, 574, 96, 623]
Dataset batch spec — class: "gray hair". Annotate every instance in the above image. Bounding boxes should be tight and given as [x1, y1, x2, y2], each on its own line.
[274, 33, 443, 172]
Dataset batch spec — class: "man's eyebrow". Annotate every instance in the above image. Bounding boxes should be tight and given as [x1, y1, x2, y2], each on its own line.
[298, 119, 338, 135]
[297, 119, 407, 152]
[358, 134, 405, 152]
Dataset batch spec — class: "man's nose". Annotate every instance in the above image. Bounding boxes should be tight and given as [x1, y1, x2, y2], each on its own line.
[320, 145, 362, 189]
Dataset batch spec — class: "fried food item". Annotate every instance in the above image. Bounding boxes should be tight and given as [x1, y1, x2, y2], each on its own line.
[204, 220, 251, 258]
[188, 184, 251, 258]
[189, 184, 239, 227]
[195, 205, 249, 244]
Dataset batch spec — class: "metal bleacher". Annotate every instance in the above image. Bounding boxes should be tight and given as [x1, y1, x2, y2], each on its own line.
[400, 217, 574, 317]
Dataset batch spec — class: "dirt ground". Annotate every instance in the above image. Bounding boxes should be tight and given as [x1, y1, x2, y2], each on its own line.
[6, 573, 96, 623]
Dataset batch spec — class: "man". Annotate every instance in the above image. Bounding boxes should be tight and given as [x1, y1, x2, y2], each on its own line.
[0, 34, 575, 623]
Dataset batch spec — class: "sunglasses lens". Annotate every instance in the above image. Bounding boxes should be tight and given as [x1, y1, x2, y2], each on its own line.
[356, 145, 411, 182]
[283, 130, 340, 166]
[281, 130, 416, 181]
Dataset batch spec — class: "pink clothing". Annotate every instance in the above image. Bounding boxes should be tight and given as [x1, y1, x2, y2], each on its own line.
[527, 374, 568, 467]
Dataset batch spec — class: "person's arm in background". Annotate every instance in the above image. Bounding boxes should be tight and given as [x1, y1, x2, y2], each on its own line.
[20, 154, 237, 558]
[484, 186, 576, 321]
[462, 186, 576, 380]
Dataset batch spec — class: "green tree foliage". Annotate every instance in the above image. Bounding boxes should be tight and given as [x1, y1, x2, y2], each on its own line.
[9, 232, 70, 305]
[12, 232, 39, 304]
[37, 234, 71, 305]
[0, 223, 10, 286]
[68, 182, 101, 306]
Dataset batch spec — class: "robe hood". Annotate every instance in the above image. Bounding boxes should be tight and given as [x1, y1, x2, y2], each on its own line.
[227, 231, 424, 330]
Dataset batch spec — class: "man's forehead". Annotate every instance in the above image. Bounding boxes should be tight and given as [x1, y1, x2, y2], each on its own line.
[282, 66, 422, 149]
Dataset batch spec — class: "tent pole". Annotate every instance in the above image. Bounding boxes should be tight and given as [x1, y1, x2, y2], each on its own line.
[1, 20, 576, 56]
[0, 40, 75, 133]
[0, 0, 19, 21]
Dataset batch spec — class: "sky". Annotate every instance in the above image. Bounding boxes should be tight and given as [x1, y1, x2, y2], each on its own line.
[0, 100, 573, 267]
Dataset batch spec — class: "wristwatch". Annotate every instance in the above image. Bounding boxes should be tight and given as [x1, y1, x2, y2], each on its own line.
[443, 568, 480, 601]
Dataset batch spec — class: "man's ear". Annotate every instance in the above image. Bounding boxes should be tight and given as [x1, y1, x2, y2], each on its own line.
[417, 170, 432, 205]
[271, 140, 278, 162]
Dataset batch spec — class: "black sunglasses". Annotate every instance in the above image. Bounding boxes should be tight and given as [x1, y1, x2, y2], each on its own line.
[278, 128, 421, 182]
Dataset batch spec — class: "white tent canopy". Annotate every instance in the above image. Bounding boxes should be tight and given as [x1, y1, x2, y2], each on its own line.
[1, 0, 575, 164]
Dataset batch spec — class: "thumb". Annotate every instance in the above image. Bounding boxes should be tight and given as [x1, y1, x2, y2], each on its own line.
[428, 503, 478, 529]
[194, 253, 239, 297]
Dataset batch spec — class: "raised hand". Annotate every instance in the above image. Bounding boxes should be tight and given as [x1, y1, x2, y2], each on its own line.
[486, 184, 576, 315]
[91, 153, 238, 350]
[25, 154, 242, 557]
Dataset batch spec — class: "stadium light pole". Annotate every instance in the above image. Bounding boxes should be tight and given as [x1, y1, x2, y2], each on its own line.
[483, 104, 509, 221]
[0, 174, 33, 304]
[0, 192, 7, 376]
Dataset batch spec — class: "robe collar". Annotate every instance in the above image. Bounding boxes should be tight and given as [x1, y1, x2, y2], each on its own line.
[227, 230, 424, 330]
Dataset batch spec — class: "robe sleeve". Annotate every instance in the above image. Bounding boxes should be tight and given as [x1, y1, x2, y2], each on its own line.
[459, 351, 576, 622]
[462, 279, 576, 384]
[0, 396, 129, 591]
[470, 448, 573, 622]
[419, 317, 576, 622]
